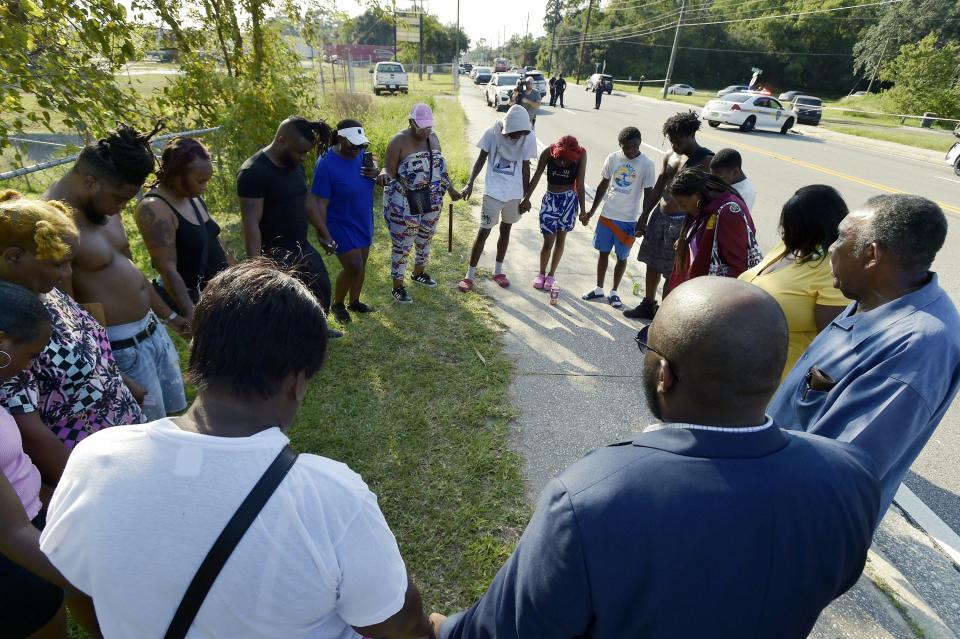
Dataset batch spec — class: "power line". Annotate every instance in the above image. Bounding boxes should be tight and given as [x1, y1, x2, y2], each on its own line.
[552, 0, 900, 46]
[553, 7, 684, 44]
[620, 39, 857, 56]
[684, 0, 901, 26]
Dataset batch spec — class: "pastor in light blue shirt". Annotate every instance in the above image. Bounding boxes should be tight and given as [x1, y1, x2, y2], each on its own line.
[769, 195, 960, 517]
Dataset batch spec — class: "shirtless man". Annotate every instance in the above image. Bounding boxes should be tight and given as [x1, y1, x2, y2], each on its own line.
[624, 111, 714, 320]
[45, 124, 188, 421]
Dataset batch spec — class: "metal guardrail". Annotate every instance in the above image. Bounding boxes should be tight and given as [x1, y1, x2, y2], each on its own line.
[0, 127, 221, 182]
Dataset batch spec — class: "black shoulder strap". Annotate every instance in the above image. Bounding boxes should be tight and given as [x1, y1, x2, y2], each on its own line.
[144, 191, 181, 218]
[163, 444, 299, 639]
[187, 198, 211, 285]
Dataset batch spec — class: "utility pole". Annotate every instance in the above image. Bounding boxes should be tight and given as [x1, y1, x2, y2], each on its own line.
[418, 2, 424, 80]
[549, 0, 561, 73]
[866, 36, 890, 94]
[454, 0, 460, 87]
[393, 0, 397, 60]
[661, 0, 686, 99]
[575, 0, 595, 84]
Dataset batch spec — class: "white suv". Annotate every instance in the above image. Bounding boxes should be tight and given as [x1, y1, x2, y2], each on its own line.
[485, 73, 521, 111]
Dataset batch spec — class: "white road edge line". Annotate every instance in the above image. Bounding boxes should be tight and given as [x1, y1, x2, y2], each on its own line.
[643, 142, 667, 155]
[894, 484, 960, 568]
[563, 109, 578, 116]
[935, 176, 960, 185]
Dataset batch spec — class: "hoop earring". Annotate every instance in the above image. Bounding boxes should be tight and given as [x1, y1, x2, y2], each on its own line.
[0, 350, 11, 369]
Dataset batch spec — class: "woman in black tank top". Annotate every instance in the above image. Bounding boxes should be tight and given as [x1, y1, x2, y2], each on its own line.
[520, 135, 588, 292]
[134, 137, 235, 319]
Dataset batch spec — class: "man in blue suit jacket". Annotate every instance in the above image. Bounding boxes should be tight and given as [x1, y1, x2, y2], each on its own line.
[434, 277, 880, 639]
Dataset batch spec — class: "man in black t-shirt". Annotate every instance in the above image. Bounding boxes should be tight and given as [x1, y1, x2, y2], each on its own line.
[237, 116, 342, 337]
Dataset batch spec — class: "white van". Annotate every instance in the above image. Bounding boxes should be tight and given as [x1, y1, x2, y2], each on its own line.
[371, 62, 408, 95]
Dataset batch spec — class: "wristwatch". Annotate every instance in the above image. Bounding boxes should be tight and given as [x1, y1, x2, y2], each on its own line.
[166, 311, 179, 323]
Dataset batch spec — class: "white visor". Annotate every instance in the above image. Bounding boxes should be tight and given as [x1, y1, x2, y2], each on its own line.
[338, 126, 370, 146]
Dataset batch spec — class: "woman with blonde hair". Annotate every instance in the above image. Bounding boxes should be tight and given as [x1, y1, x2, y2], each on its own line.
[0, 191, 142, 460]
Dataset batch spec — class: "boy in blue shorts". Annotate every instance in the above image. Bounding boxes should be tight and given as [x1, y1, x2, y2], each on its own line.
[579, 127, 656, 308]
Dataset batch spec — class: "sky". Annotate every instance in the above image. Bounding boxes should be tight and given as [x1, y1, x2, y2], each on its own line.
[122, 0, 549, 51]
[337, 0, 551, 47]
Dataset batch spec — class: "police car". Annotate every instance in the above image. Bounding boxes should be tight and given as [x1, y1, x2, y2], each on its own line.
[700, 92, 797, 134]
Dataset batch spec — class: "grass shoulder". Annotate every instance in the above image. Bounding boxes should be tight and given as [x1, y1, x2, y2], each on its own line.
[65, 93, 526, 637]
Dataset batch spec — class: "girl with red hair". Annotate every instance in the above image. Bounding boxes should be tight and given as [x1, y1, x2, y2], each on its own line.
[521, 136, 587, 291]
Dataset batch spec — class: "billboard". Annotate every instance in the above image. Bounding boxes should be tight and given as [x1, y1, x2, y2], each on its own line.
[397, 13, 420, 43]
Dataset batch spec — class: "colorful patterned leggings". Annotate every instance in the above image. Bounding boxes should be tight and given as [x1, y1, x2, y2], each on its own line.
[385, 207, 442, 280]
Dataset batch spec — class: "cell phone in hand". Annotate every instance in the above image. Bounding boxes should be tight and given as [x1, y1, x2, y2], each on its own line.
[362, 151, 374, 171]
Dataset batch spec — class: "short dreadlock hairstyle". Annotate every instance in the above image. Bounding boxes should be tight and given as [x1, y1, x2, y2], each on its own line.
[285, 116, 335, 155]
[662, 110, 702, 139]
[618, 126, 642, 145]
[73, 123, 161, 188]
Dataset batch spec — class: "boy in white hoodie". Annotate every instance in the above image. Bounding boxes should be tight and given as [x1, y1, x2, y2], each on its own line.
[458, 106, 537, 291]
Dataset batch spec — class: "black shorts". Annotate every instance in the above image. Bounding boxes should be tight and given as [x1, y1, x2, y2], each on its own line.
[0, 546, 64, 637]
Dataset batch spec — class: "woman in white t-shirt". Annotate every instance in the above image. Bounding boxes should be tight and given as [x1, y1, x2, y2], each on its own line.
[40, 260, 433, 639]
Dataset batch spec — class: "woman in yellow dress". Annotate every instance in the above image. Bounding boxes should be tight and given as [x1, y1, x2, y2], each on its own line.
[739, 185, 851, 379]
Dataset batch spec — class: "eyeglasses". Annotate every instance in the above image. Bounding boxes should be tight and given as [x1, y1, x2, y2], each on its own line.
[349, 142, 369, 151]
[634, 325, 680, 381]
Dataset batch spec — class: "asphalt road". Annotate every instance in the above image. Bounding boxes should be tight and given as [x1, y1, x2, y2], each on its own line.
[462, 80, 960, 537]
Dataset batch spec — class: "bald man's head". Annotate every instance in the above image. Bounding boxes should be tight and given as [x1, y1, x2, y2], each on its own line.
[642, 277, 788, 421]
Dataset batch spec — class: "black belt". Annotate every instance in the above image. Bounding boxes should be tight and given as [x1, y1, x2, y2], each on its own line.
[110, 317, 159, 351]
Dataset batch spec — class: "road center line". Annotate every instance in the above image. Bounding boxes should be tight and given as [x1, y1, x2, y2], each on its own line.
[563, 109, 578, 116]
[700, 133, 960, 216]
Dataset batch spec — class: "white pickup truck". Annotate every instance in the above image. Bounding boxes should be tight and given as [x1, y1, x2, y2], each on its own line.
[371, 62, 409, 96]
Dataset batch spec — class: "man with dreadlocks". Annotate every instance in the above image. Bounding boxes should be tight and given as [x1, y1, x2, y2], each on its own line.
[237, 116, 342, 339]
[624, 111, 714, 320]
[45, 123, 189, 422]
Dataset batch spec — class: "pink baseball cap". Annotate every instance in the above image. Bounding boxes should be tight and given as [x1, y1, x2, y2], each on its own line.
[409, 103, 434, 128]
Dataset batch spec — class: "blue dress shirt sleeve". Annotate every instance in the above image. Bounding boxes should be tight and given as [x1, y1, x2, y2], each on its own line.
[439, 479, 593, 639]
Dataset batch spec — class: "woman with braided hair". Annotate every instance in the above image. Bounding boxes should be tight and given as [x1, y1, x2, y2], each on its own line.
[521, 135, 587, 291]
[0, 191, 142, 457]
[667, 167, 762, 290]
[135, 137, 236, 320]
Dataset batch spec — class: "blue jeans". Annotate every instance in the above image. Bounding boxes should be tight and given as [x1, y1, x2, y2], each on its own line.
[108, 311, 187, 421]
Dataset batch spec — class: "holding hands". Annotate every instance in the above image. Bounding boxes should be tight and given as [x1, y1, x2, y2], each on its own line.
[579, 206, 596, 226]
[461, 182, 474, 201]
[634, 218, 647, 238]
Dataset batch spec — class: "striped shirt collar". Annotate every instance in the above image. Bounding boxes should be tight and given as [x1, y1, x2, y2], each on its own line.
[644, 417, 774, 434]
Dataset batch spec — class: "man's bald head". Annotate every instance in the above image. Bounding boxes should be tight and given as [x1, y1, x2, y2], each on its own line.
[644, 277, 788, 420]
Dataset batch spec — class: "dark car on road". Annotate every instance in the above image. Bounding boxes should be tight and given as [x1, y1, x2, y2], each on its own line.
[473, 67, 492, 84]
[791, 95, 823, 125]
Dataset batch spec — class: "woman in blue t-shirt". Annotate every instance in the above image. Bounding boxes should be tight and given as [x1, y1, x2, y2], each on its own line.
[310, 119, 380, 324]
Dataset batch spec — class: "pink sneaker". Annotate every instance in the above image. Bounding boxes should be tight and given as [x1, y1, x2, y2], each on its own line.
[457, 278, 474, 292]
[492, 273, 511, 288]
[533, 274, 546, 289]
[543, 275, 556, 290]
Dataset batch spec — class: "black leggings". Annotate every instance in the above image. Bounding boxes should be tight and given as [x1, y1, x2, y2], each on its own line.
[269, 246, 332, 312]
